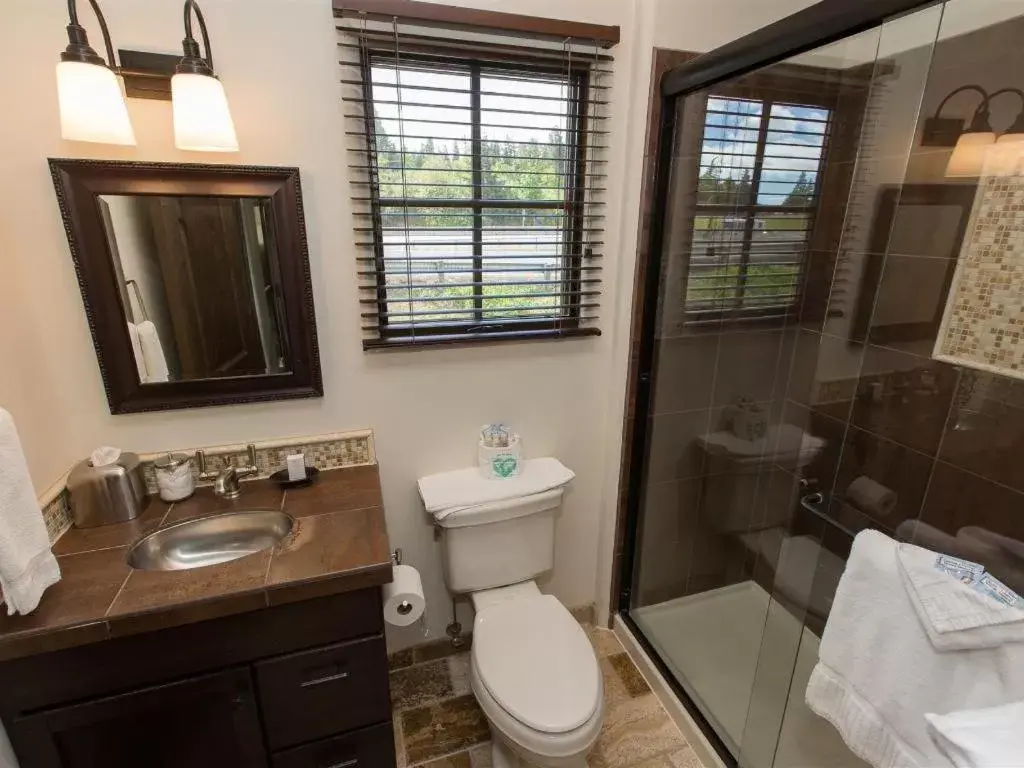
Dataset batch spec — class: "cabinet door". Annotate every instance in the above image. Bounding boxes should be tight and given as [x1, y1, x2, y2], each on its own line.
[12, 668, 267, 768]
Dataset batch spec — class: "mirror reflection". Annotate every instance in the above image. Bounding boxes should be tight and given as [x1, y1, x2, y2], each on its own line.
[98, 194, 290, 384]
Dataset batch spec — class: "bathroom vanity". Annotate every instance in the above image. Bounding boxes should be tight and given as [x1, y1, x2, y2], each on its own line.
[0, 466, 395, 768]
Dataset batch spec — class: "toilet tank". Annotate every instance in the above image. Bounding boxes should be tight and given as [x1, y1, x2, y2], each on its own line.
[433, 488, 563, 593]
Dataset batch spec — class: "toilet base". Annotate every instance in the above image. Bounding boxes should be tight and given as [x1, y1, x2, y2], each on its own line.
[490, 728, 589, 768]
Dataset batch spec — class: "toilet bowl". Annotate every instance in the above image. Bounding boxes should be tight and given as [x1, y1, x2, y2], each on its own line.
[471, 585, 603, 768]
[421, 468, 604, 767]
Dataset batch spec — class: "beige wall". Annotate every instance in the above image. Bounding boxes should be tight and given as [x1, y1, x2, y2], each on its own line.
[0, 0, 646, 647]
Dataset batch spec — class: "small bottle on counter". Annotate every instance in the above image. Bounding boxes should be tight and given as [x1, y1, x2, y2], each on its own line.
[153, 453, 195, 502]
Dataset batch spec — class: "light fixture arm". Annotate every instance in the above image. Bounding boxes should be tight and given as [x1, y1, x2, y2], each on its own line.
[63, 0, 118, 70]
[178, 0, 215, 76]
[932, 84, 989, 119]
[988, 88, 1024, 136]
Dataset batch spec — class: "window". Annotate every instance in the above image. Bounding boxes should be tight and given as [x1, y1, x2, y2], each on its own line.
[684, 95, 832, 324]
[341, 23, 608, 349]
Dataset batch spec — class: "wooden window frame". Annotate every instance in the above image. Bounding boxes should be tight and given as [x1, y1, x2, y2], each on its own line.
[359, 47, 595, 343]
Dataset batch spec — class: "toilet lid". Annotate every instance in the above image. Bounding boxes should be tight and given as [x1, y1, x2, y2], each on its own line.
[473, 595, 600, 734]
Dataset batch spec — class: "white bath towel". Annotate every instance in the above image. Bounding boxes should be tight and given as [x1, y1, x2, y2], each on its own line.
[897, 540, 1024, 651]
[419, 457, 575, 519]
[926, 700, 1024, 768]
[0, 409, 60, 615]
[805, 530, 1024, 768]
[127, 322, 150, 384]
[136, 320, 169, 383]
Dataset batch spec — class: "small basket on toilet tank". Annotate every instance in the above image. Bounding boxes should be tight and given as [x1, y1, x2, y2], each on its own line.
[477, 423, 522, 479]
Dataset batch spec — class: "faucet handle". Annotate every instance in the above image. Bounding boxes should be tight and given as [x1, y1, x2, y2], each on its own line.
[196, 449, 217, 482]
[238, 444, 259, 479]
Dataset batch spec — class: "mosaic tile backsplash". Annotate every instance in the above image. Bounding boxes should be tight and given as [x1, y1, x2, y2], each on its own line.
[935, 176, 1024, 377]
[41, 430, 375, 544]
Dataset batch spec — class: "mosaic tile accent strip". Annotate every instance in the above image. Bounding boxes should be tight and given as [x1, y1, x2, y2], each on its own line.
[936, 177, 1024, 378]
[139, 430, 375, 495]
[41, 488, 73, 544]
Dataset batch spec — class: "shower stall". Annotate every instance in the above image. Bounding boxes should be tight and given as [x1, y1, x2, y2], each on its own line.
[619, 1, 1024, 766]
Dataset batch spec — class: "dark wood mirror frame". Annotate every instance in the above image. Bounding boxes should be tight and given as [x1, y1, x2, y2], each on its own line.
[49, 159, 323, 414]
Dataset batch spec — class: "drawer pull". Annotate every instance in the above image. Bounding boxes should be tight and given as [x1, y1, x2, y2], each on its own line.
[300, 670, 351, 688]
[326, 760, 358, 768]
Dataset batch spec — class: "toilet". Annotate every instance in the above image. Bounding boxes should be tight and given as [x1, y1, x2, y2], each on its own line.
[430, 486, 603, 768]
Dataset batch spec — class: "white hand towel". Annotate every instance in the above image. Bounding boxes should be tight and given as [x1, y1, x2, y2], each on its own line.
[126, 322, 150, 384]
[896, 540, 1024, 651]
[419, 457, 574, 519]
[805, 530, 1024, 768]
[136, 320, 169, 383]
[0, 409, 60, 615]
[926, 700, 1024, 768]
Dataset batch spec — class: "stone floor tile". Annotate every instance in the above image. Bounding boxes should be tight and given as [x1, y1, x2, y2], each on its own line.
[468, 742, 493, 768]
[590, 695, 688, 768]
[608, 652, 652, 698]
[414, 751, 472, 768]
[449, 652, 472, 696]
[391, 658, 454, 711]
[586, 624, 625, 658]
[402, 694, 490, 765]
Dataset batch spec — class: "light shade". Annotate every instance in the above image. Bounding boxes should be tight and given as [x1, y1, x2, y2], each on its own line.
[56, 61, 135, 145]
[946, 131, 996, 178]
[172, 73, 238, 152]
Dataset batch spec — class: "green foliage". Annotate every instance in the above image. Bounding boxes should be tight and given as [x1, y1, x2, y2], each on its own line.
[783, 171, 815, 207]
[374, 130, 569, 227]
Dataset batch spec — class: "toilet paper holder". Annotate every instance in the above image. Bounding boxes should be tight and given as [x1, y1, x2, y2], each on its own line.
[390, 549, 415, 617]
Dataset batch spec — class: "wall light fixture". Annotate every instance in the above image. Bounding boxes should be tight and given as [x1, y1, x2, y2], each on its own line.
[56, 0, 136, 145]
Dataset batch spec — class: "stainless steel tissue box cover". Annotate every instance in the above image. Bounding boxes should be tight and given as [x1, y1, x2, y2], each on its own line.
[67, 452, 150, 527]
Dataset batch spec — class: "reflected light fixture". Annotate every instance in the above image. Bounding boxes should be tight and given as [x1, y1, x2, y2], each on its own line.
[171, 0, 239, 152]
[945, 104, 996, 178]
[922, 85, 1024, 178]
[56, 0, 136, 145]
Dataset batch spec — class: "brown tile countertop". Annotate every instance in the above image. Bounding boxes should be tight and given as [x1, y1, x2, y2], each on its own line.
[0, 465, 391, 662]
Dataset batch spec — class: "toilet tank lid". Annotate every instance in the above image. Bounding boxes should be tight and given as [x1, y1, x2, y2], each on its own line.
[419, 458, 574, 522]
[431, 487, 565, 528]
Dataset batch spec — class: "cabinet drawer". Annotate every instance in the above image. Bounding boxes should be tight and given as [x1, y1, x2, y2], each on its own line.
[256, 636, 390, 749]
[272, 722, 395, 768]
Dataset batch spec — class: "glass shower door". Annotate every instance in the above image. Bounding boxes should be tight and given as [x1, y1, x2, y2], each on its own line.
[737, 5, 947, 768]
[627, 3, 947, 765]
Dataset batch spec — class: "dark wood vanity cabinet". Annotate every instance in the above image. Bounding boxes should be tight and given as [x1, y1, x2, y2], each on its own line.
[0, 590, 396, 768]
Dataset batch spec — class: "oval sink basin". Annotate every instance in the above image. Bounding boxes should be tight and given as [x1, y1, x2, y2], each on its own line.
[127, 510, 294, 571]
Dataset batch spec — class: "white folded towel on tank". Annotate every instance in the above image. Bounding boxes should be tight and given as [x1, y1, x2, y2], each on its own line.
[805, 530, 1024, 768]
[0, 409, 60, 615]
[419, 457, 574, 519]
[926, 700, 1024, 768]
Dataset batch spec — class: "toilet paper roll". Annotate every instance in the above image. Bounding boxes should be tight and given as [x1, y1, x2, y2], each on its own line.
[846, 476, 897, 518]
[383, 564, 426, 627]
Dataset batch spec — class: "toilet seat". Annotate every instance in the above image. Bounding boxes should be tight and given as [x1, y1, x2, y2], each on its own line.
[473, 595, 600, 734]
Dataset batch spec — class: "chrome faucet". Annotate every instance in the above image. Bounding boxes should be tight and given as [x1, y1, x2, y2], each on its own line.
[196, 445, 258, 500]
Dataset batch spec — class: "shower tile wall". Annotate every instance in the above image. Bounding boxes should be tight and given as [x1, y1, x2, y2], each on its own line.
[634, 16, 1024, 609]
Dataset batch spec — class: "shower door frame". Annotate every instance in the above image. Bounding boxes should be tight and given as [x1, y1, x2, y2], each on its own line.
[615, 0, 946, 765]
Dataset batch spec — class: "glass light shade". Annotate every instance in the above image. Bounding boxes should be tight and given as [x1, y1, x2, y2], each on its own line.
[990, 132, 1024, 177]
[945, 131, 996, 178]
[172, 73, 239, 152]
[56, 61, 136, 145]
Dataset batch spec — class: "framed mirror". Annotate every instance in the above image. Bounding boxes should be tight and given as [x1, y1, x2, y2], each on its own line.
[50, 159, 322, 413]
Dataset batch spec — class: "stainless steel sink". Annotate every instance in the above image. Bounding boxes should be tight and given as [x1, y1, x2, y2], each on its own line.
[127, 510, 294, 571]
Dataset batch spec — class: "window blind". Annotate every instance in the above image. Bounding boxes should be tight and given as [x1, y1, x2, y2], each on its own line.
[684, 95, 832, 325]
[337, 13, 610, 349]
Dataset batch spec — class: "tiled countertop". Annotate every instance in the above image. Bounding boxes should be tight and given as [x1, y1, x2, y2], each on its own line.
[0, 465, 391, 662]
